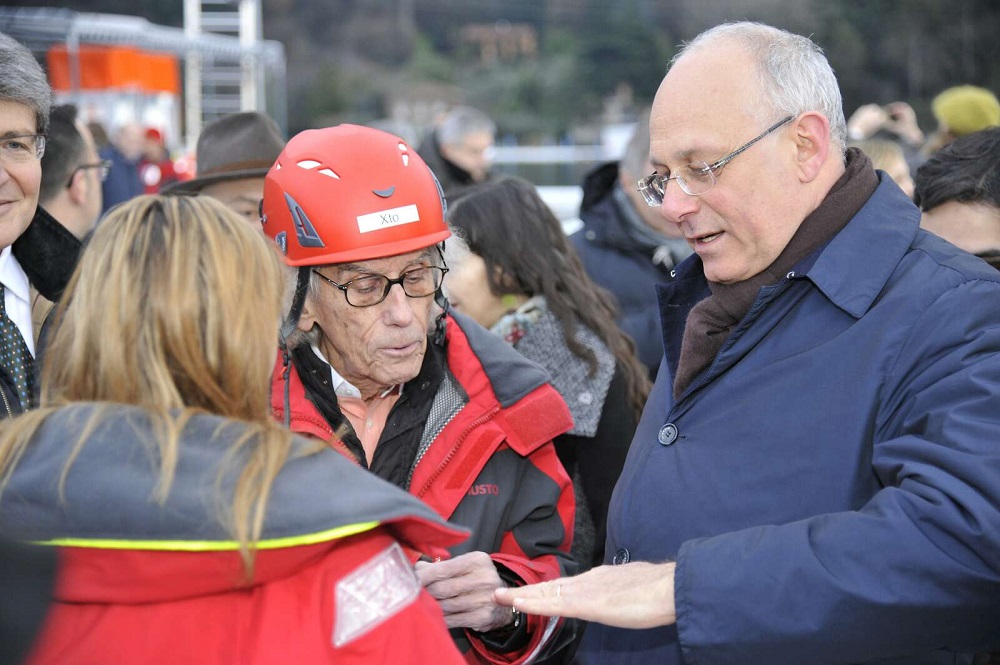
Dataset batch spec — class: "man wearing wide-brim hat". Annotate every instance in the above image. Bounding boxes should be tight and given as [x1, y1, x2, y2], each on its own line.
[162, 111, 285, 223]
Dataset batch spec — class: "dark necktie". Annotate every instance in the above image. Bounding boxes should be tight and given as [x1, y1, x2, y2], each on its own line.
[0, 291, 34, 411]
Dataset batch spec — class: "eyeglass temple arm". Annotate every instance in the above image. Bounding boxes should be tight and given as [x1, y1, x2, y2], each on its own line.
[708, 115, 795, 170]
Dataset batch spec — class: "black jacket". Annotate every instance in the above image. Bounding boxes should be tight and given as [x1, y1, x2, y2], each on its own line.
[1, 206, 82, 418]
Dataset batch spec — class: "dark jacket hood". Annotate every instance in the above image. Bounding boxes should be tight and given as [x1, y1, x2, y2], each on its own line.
[580, 161, 620, 214]
[0, 404, 466, 603]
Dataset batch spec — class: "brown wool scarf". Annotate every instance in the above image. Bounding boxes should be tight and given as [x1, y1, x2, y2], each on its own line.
[673, 148, 878, 398]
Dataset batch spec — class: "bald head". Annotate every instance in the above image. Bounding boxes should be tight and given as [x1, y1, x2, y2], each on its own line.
[646, 22, 848, 284]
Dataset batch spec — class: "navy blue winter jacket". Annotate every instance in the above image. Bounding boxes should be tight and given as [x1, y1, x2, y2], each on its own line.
[582, 175, 1000, 664]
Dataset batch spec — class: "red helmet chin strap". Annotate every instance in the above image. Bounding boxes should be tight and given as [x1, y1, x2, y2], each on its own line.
[280, 266, 311, 350]
[278, 265, 311, 428]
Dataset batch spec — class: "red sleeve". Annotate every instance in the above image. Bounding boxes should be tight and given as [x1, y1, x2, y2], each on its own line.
[467, 441, 577, 664]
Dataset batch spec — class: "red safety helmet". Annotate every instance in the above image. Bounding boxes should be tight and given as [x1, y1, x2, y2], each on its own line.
[262, 124, 450, 267]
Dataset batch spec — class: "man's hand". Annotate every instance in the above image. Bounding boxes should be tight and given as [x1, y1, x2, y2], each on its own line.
[493, 561, 677, 630]
[415, 551, 514, 632]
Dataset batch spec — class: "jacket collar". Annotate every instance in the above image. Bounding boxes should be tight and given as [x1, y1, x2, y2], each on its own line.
[12, 205, 82, 301]
[799, 174, 919, 318]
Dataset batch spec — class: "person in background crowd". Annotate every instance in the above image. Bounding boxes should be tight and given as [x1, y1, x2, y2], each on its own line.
[915, 126, 1000, 271]
[99, 122, 144, 213]
[846, 100, 926, 172]
[264, 124, 578, 664]
[417, 105, 496, 200]
[0, 194, 469, 665]
[138, 128, 179, 194]
[922, 85, 1000, 157]
[35, 104, 106, 345]
[162, 111, 284, 224]
[38, 104, 105, 241]
[848, 137, 915, 198]
[496, 21, 1000, 665]
[446, 175, 652, 572]
[0, 32, 82, 419]
[571, 110, 693, 378]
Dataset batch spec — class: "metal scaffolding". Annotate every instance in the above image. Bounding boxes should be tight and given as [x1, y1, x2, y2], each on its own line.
[0, 5, 286, 150]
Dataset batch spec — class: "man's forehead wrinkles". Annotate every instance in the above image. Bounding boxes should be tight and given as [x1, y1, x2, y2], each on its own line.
[334, 250, 433, 276]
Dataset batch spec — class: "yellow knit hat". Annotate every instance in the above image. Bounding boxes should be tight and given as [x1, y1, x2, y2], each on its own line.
[931, 85, 1000, 136]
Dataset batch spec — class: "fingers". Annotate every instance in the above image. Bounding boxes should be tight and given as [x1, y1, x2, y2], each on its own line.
[415, 551, 493, 586]
[423, 572, 501, 602]
[439, 603, 512, 632]
[416, 554, 503, 599]
[493, 579, 568, 618]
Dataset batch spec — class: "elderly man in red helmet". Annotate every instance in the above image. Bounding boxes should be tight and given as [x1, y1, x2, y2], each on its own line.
[262, 124, 578, 664]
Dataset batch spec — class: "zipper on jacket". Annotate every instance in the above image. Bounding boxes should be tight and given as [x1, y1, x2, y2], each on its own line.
[271, 407, 358, 463]
[415, 405, 500, 499]
[0, 386, 12, 419]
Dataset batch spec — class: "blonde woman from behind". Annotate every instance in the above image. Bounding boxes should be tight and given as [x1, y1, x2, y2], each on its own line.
[0, 195, 466, 664]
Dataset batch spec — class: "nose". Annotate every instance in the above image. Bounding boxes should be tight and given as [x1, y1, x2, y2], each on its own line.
[380, 282, 417, 325]
[657, 180, 699, 226]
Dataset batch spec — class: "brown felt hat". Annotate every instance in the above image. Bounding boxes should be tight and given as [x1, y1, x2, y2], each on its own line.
[162, 111, 285, 193]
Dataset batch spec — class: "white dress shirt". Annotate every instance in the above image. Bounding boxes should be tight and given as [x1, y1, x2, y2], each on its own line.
[0, 246, 35, 357]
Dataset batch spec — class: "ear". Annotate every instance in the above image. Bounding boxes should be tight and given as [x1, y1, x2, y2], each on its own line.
[617, 166, 635, 188]
[67, 169, 89, 205]
[791, 112, 831, 183]
[297, 294, 319, 333]
[438, 142, 457, 164]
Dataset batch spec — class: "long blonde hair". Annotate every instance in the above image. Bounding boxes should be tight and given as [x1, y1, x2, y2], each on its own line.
[0, 194, 299, 575]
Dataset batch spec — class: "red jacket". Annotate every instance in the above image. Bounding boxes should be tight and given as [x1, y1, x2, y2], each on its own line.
[272, 313, 578, 664]
[0, 405, 467, 665]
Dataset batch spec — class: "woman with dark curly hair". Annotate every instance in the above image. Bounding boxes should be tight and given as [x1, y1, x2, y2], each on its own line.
[446, 176, 651, 571]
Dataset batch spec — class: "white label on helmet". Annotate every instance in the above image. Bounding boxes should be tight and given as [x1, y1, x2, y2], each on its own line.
[357, 204, 420, 234]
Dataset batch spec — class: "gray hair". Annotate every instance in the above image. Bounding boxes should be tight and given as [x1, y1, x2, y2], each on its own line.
[0, 32, 52, 135]
[676, 22, 847, 151]
[280, 235, 469, 350]
[620, 109, 652, 179]
[437, 106, 496, 148]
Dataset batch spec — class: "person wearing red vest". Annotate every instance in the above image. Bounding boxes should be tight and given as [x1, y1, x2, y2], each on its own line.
[263, 125, 579, 664]
[0, 194, 467, 664]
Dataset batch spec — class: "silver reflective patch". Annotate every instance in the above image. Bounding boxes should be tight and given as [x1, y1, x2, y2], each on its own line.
[333, 542, 421, 647]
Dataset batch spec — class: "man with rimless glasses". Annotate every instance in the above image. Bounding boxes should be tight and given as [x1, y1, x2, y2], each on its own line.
[263, 124, 578, 664]
[39, 104, 108, 241]
[496, 21, 1000, 665]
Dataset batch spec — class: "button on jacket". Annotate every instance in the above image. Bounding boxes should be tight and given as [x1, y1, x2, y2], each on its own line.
[584, 176, 1000, 664]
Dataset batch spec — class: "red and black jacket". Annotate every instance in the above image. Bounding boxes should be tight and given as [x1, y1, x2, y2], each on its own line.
[272, 312, 579, 664]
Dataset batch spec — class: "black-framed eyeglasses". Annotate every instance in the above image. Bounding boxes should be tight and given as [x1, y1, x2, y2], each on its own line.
[0, 133, 46, 163]
[637, 115, 795, 205]
[66, 159, 113, 187]
[312, 265, 449, 308]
